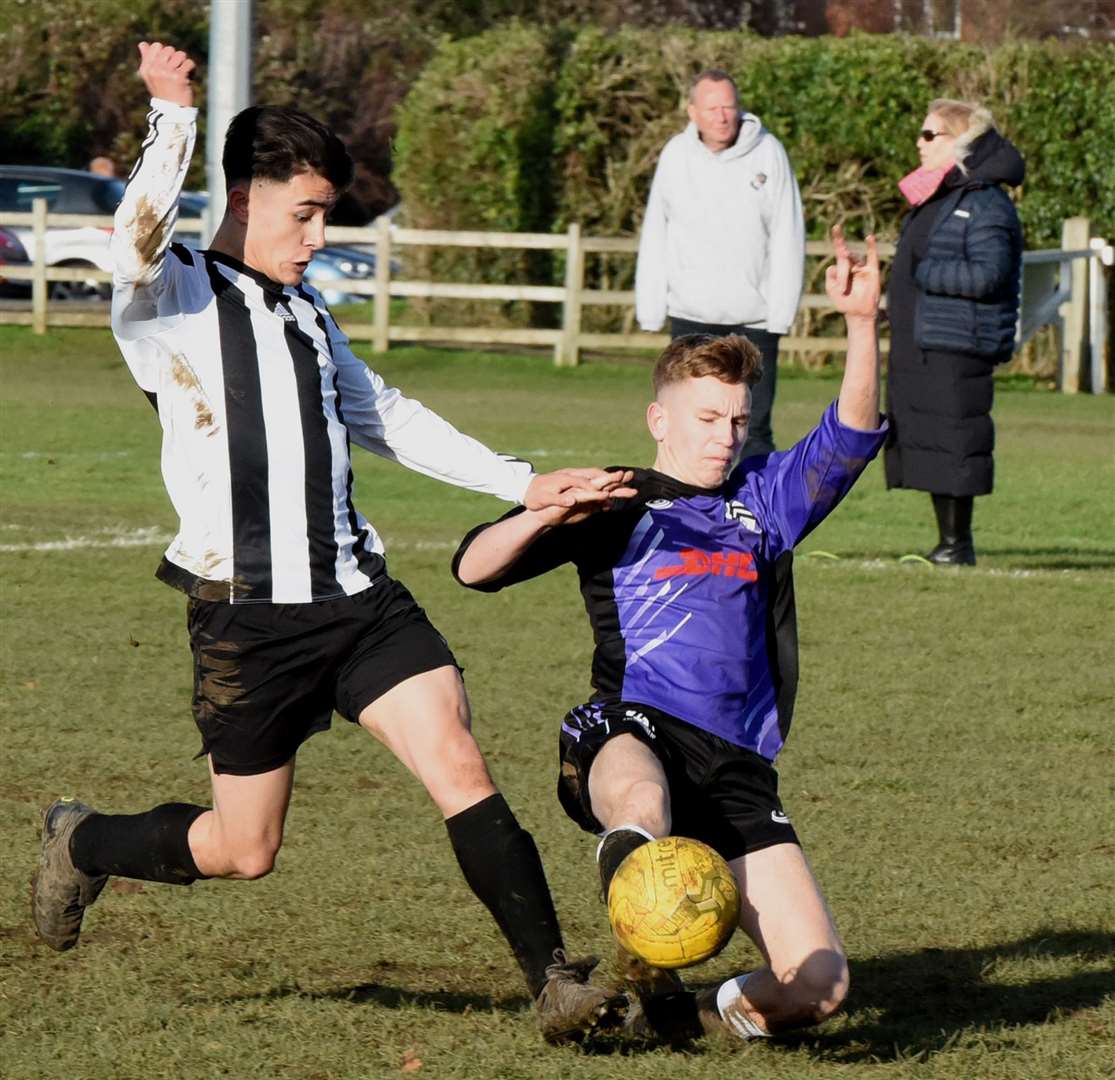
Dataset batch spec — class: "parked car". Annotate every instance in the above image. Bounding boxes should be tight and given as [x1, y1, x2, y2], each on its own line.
[0, 165, 203, 300]
[0, 226, 32, 298]
[303, 245, 381, 305]
[0, 168, 393, 304]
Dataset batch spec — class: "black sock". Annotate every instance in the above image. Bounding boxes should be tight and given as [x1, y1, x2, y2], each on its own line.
[598, 827, 653, 900]
[446, 793, 563, 998]
[643, 990, 703, 1042]
[70, 803, 209, 884]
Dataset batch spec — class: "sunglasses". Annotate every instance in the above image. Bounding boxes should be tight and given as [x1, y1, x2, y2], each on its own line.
[919, 129, 951, 142]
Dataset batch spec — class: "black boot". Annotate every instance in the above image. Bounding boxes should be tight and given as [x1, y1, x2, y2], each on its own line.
[926, 494, 976, 565]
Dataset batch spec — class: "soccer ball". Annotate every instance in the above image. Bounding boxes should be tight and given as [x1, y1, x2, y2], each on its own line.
[606, 836, 740, 969]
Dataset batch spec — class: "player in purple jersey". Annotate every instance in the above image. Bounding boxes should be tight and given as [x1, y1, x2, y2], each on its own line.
[453, 228, 886, 1045]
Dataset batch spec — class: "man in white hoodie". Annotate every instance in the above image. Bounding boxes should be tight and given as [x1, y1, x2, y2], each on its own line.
[635, 69, 804, 459]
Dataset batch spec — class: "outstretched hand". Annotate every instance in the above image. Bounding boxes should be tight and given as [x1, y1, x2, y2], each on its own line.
[825, 224, 880, 323]
[137, 41, 195, 108]
[524, 467, 637, 526]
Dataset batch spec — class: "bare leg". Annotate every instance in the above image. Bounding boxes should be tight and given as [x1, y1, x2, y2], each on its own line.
[588, 733, 684, 998]
[588, 733, 671, 837]
[718, 843, 849, 1035]
[188, 756, 296, 879]
[358, 665, 622, 1041]
[357, 665, 496, 817]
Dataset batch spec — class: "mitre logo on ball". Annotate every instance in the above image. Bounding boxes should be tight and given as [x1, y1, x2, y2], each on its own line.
[606, 836, 740, 969]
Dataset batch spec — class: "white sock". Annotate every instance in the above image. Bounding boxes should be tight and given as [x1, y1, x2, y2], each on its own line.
[594, 823, 656, 863]
[716, 973, 770, 1039]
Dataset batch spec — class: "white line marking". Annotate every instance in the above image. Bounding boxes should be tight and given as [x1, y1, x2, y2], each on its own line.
[0, 530, 464, 556]
[2, 526, 1105, 582]
[0, 526, 171, 553]
[10, 451, 134, 460]
[389, 540, 457, 552]
[517, 449, 612, 458]
[800, 554, 1112, 582]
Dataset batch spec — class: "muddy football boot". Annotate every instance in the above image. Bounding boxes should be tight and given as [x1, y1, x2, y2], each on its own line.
[608, 946, 685, 1046]
[31, 798, 107, 951]
[535, 950, 627, 1045]
[613, 945, 685, 998]
[619, 984, 733, 1046]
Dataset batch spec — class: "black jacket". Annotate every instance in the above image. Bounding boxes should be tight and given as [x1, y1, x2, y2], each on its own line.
[905, 131, 1025, 357]
[884, 130, 1025, 497]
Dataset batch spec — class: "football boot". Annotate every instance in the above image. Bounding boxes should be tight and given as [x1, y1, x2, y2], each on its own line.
[31, 798, 107, 951]
[535, 949, 627, 1045]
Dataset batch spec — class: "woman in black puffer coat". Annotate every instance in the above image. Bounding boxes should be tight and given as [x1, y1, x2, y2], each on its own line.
[885, 99, 1024, 565]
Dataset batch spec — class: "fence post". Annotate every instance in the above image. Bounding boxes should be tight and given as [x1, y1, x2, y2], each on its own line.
[1088, 237, 1110, 394]
[372, 215, 392, 354]
[556, 222, 584, 367]
[1059, 216, 1090, 393]
[31, 197, 48, 335]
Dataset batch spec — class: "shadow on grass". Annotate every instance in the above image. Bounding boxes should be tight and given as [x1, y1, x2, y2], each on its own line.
[308, 982, 529, 1015]
[784, 928, 1115, 1064]
[226, 971, 529, 1016]
[219, 929, 1113, 1061]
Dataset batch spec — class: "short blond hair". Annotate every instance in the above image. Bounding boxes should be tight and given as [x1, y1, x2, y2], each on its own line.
[652, 334, 762, 396]
[928, 98, 995, 173]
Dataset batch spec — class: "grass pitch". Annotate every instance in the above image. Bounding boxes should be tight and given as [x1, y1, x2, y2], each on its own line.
[2, 327, 1113, 1079]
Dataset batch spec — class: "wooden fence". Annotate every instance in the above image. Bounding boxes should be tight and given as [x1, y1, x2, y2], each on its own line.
[0, 202, 1109, 390]
[323, 219, 895, 366]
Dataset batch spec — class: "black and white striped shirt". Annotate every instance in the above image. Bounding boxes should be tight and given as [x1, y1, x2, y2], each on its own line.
[111, 99, 533, 604]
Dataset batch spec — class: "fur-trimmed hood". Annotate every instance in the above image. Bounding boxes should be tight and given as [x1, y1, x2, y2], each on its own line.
[952, 126, 1025, 188]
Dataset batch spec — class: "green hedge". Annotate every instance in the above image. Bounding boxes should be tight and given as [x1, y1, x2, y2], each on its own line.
[0, 0, 452, 220]
[395, 26, 1115, 331]
[0, 0, 208, 182]
[393, 21, 562, 326]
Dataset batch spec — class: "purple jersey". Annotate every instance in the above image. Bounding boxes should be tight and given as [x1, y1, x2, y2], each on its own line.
[454, 402, 886, 760]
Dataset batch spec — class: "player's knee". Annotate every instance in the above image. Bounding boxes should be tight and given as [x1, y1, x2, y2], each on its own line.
[230, 851, 276, 880]
[227, 838, 282, 880]
[810, 959, 850, 1022]
[439, 731, 493, 792]
[782, 951, 849, 1026]
[612, 777, 669, 835]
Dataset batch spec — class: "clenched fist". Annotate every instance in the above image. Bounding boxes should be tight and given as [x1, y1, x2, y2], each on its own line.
[137, 41, 196, 108]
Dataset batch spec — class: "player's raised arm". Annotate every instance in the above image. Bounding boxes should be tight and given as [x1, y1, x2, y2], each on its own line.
[827, 225, 882, 431]
[740, 228, 886, 556]
[111, 42, 197, 296]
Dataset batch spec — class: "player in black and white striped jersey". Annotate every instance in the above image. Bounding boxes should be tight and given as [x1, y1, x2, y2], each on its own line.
[31, 41, 635, 1045]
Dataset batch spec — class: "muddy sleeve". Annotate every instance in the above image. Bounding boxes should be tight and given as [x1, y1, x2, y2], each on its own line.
[110, 97, 198, 342]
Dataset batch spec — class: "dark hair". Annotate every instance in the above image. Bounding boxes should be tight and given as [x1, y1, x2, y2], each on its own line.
[652, 334, 762, 395]
[222, 106, 354, 190]
[688, 68, 739, 103]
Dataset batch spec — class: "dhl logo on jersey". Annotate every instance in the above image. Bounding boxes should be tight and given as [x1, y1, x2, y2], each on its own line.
[653, 548, 757, 582]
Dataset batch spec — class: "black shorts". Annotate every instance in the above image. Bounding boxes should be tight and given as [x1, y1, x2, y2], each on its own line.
[558, 702, 799, 862]
[188, 575, 458, 775]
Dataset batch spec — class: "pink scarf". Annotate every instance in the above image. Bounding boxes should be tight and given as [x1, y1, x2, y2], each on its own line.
[899, 165, 949, 206]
